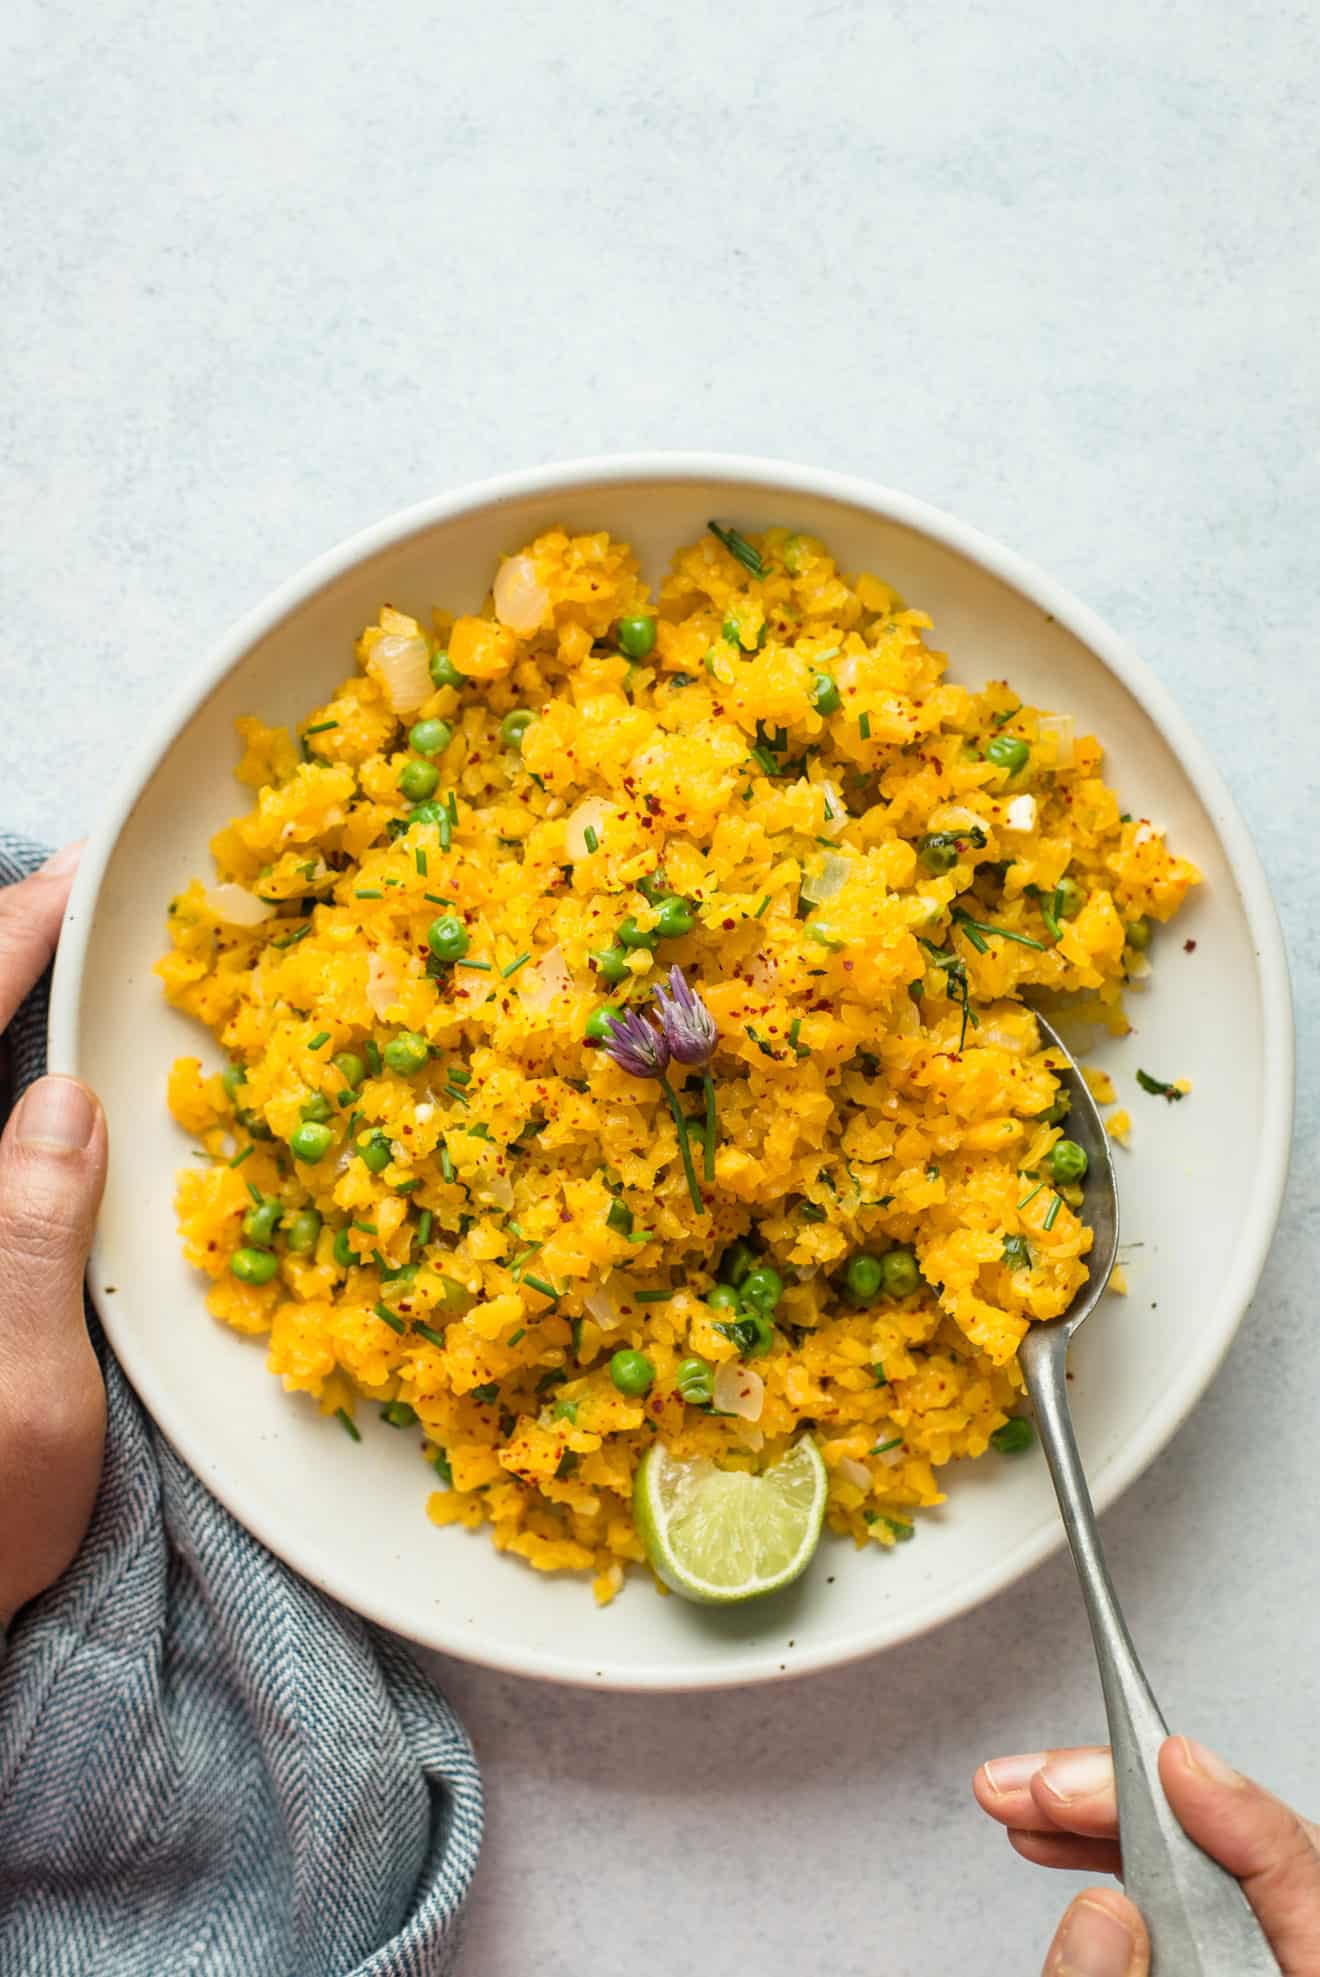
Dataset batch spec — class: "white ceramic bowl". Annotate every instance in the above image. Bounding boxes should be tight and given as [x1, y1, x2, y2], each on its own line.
[49, 455, 1293, 1691]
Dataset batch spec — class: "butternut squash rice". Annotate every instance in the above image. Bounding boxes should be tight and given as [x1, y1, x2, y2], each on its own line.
[159, 523, 1198, 1603]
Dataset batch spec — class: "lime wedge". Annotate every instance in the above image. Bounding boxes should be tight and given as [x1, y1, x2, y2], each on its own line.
[634, 1436, 827, 1604]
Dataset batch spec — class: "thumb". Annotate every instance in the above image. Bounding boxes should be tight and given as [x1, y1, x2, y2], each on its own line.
[1159, 1737, 1320, 1969]
[0, 1076, 108, 1624]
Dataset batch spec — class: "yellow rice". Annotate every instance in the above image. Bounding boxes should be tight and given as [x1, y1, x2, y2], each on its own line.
[159, 525, 1198, 1602]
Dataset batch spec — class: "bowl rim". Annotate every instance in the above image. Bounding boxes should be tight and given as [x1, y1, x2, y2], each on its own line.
[48, 452, 1295, 1690]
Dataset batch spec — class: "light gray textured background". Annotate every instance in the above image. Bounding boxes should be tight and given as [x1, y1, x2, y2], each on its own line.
[3, 3, 1316, 1972]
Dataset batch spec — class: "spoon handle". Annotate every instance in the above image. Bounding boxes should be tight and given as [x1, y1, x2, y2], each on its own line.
[1021, 1328, 1280, 1975]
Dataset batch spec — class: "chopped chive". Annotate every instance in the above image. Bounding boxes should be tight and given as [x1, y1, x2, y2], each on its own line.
[749, 744, 778, 776]
[501, 951, 531, 978]
[702, 1068, 717, 1184]
[416, 1210, 433, 1246]
[245, 1179, 264, 1206]
[431, 1447, 453, 1485]
[744, 1024, 776, 1059]
[507, 1327, 526, 1345]
[822, 794, 837, 821]
[470, 1382, 499, 1403]
[707, 520, 766, 579]
[304, 719, 339, 736]
[355, 888, 383, 899]
[273, 923, 313, 948]
[446, 791, 458, 824]
[454, 959, 492, 972]
[1043, 1194, 1062, 1231]
[952, 909, 1046, 953]
[413, 1322, 447, 1349]
[353, 1219, 378, 1234]
[583, 824, 599, 854]
[372, 1302, 405, 1334]
[635, 1289, 670, 1304]
[364, 1041, 382, 1077]
[439, 815, 452, 850]
[440, 1146, 454, 1183]
[523, 1274, 560, 1302]
[754, 894, 771, 917]
[871, 1437, 903, 1455]
[1136, 1069, 1185, 1101]
[799, 1202, 827, 1222]
[394, 1177, 421, 1193]
[308, 1032, 330, 1050]
[872, 1363, 888, 1384]
[444, 1083, 470, 1107]
[448, 1067, 471, 1085]
[335, 1407, 361, 1442]
[415, 848, 428, 875]
[882, 1516, 915, 1542]
[859, 712, 871, 739]
[228, 1144, 254, 1169]
[1017, 1181, 1045, 1211]
[788, 1016, 808, 1059]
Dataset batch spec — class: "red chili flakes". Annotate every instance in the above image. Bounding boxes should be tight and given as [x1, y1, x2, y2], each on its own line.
[720, 918, 736, 931]
[1183, 939, 1197, 952]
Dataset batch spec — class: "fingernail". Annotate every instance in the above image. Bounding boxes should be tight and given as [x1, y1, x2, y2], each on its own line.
[40, 840, 85, 877]
[1179, 1737, 1243, 1787]
[1039, 1749, 1114, 1804]
[981, 1751, 1048, 1796]
[14, 1077, 96, 1151]
[1051, 1897, 1138, 1976]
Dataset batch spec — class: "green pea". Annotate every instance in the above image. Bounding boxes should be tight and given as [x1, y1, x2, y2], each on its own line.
[990, 1417, 1035, 1454]
[726, 1312, 774, 1358]
[654, 895, 695, 939]
[585, 1004, 624, 1043]
[427, 914, 469, 962]
[333, 1051, 366, 1090]
[1054, 875, 1086, 919]
[429, 650, 464, 690]
[230, 1246, 279, 1285]
[382, 1032, 430, 1076]
[333, 1226, 357, 1269]
[739, 1265, 783, 1313]
[1048, 1139, 1088, 1184]
[591, 945, 630, 985]
[299, 1091, 333, 1122]
[399, 759, 440, 801]
[242, 1197, 282, 1246]
[408, 799, 446, 826]
[1125, 916, 1151, 950]
[845, 1252, 883, 1304]
[616, 615, 657, 659]
[500, 709, 536, 749]
[675, 1356, 715, 1405]
[609, 1349, 655, 1397]
[358, 1132, 393, 1174]
[221, 1063, 247, 1103]
[811, 672, 841, 716]
[705, 1283, 741, 1313]
[285, 1209, 322, 1254]
[918, 835, 959, 875]
[720, 1241, 756, 1287]
[985, 735, 1030, 776]
[409, 718, 452, 758]
[290, 1121, 333, 1164]
[617, 916, 659, 951]
[880, 1248, 921, 1298]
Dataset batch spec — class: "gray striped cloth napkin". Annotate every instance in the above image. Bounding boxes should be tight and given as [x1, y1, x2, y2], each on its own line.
[0, 837, 482, 1976]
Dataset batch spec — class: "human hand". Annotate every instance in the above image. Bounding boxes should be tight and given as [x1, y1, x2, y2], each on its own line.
[973, 1736, 1320, 1973]
[0, 846, 107, 1629]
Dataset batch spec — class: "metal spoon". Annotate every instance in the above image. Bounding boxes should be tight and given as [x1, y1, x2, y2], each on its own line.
[1019, 1013, 1278, 1974]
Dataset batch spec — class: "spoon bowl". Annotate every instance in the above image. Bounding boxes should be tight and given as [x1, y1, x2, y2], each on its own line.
[1027, 1010, 1120, 1342]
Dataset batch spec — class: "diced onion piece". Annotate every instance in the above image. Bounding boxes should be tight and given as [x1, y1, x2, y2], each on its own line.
[799, 852, 854, 906]
[493, 554, 551, 636]
[818, 779, 847, 839]
[584, 1283, 623, 1332]
[744, 949, 779, 990]
[836, 1455, 873, 1493]
[204, 884, 275, 927]
[366, 950, 400, 1019]
[564, 797, 616, 862]
[835, 652, 865, 692]
[926, 802, 984, 835]
[713, 1361, 764, 1422]
[369, 632, 433, 714]
[1037, 713, 1075, 769]
[518, 943, 571, 1015]
[1004, 794, 1038, 833]
[476, 1171, 515, 1212]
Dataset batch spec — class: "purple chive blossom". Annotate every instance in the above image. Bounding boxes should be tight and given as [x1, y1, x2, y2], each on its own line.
[652, 966, 718, 1066]
[601, 1008, 670, 1080]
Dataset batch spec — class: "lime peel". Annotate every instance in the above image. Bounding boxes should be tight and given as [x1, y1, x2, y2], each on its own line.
[634, 1436, 827, 1604]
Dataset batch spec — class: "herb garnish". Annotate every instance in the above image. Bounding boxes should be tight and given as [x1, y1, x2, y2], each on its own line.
[1136, 1069, 1185, 1101]
[707, 520, 766, 579]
